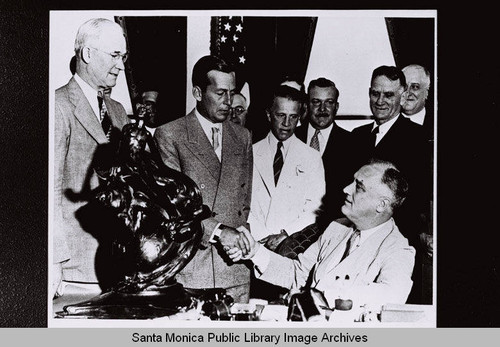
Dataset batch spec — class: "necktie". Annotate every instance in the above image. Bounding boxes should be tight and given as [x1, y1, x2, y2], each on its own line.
[340, 229, 360, 262]
[310, 129, 320, 151]
[371, 126, 379, 146]
[211, 127, 220, 151]
[97, 92, 111, 135]
[273, 141, 284, 186]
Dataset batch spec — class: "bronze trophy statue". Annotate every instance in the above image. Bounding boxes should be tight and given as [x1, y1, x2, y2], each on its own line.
[55, 95, 234, 319]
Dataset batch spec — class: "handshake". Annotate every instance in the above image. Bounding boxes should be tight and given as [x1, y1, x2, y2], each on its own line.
[218, 225, 289, 262]
[219, 226, 257, 262]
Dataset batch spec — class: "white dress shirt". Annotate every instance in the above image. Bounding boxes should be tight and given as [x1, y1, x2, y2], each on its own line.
[266, 131, 293, 161]
[73, 73, 101, 122]
[306, 123, 333, 156]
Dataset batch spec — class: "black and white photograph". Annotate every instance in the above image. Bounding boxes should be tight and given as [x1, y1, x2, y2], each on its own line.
[48, 9, 436, 328]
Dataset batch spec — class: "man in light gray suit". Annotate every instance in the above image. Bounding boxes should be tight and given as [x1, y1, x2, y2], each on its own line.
[227, 159, 415, 311]
[153, 55, 253, 303]
[54, 18, 130, 298]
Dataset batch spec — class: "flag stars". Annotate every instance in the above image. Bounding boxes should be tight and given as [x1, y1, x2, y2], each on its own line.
[235, 24, 243, 32]
[233, 35, 239, 42]
[221, 35, 227, 43]
[224, 23, 231, 31]
[239, 56, 246, 64]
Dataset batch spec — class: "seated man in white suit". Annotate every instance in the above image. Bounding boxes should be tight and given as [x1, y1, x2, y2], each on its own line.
[229, 159, 415, 312]
[248, 85, 325, 251]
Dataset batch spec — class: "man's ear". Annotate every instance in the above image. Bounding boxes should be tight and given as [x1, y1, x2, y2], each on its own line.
[400, 89, 408, 106]
[81, 47, 91, 64]
[333, 102, 339, 116]
[266, 109, 271, 122]
[376, 198, 391, 213]
[192, 86, 203, 102]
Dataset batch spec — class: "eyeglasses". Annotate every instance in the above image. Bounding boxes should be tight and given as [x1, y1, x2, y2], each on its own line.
[90, 47, 129, 63]
[230, 106, 246, 116]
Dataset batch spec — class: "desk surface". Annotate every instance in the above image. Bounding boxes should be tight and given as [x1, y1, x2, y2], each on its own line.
[52, 288, 434, 326]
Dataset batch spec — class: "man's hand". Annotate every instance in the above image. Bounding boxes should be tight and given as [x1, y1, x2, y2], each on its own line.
[225, 226, 258, 262]
[218, 225, 250, 256]
[259, 229, 288, 251]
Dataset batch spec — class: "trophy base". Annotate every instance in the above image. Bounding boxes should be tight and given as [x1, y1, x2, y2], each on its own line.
[55, 281, 194, 319]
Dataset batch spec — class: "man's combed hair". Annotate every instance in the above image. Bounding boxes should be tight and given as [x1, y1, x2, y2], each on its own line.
[74, 18, 121, 56]
[192, 55, 234, 91]
[402, 64, 431, 91]
[371, 65, 406, 89]
[307, 77, 339, 98]
[269, 85, 306, 109]
[369, 158, 409, 210]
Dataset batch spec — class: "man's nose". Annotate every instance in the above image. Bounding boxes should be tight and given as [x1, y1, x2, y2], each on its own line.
[116, 58, 125, 70]
[343, 181, 354, 194]
[222, 92, 232, 105]
[376, 94, 385, 105]
[282, 115, 291, 127]
[319, 101, 326, 112]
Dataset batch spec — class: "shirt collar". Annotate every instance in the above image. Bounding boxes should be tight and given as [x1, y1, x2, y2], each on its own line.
[307, 122, 334, 141]
[374, 114, 400, 135]
[356, 218, 394, 245]
[403, 108, 426, 125]
[73, 73, 100, 119]
[267, 132, 294, 159]
[195, 107, 222, 139]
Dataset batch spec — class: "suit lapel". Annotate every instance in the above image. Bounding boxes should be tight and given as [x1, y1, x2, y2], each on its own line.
[219, 121, 244, 183]
[276, 136, 301, 189]
[185, 111, 221, 180]
[103, 94, 127, 129]
[253, 136, 276, 197]
[68, 78, 108, 145]
[323, 220, 395, 278]
[376, 115, 406, 150]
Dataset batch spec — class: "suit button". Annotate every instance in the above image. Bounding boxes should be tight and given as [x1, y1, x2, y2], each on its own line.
[238, 211, 242, 216]
[200, 184, 205, 189]
[212, 212, 217, 217]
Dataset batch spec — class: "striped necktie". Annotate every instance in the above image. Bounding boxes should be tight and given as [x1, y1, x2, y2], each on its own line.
[310, 129, 320, 151]
[97, 91, 111, 135]
[211, 127, 220, 151]
[273, 141, 284, 186]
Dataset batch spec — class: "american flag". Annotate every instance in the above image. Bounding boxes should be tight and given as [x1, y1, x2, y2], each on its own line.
[211, 16, 247, 88]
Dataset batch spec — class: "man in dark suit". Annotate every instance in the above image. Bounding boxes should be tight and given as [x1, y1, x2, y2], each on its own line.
[402, 64, 434, 142]
[153, 56, 253, 303]
[402, 64, 434, 304]
[54, 18, 130, 298]
[351, 65, 431, 304]
[295, 78, 354, 228]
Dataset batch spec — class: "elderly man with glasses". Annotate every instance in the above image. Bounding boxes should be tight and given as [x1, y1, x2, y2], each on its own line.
[53, 18, 130, 299]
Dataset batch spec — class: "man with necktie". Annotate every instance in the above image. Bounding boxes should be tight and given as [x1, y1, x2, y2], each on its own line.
[227, 159, 415, 312]
[153, 55, 253, 303]
[248, 85, 325, 251]
[295, 78, 355, 228]
[402, 64, 434, 142]
[351, 65, 430, 304]
[247, 85, 325, 301]
[54, 18, 130, 298]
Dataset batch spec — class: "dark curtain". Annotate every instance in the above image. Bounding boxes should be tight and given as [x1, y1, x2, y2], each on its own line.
[212, 16, 317, 143]
[116, 16, 187, 126]
[385, 17, 435, 112]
